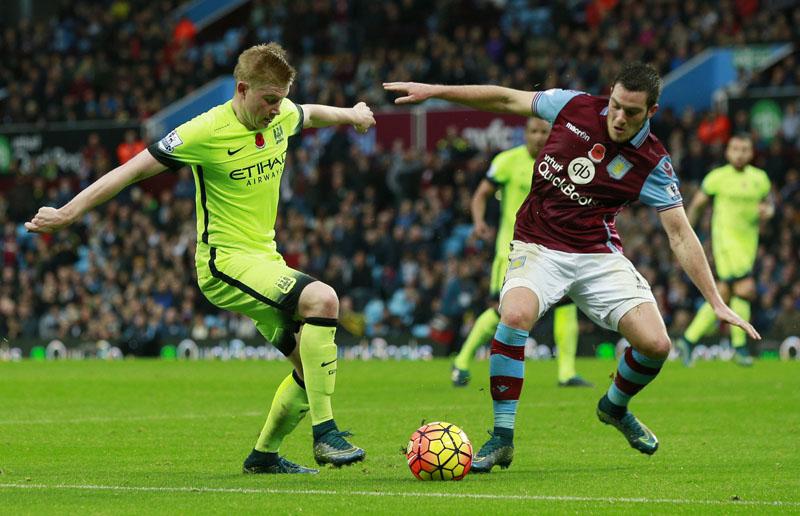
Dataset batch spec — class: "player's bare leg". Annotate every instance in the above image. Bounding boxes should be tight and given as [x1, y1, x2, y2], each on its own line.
[597, 302, 669, 455]
[472, 287, 539, 473]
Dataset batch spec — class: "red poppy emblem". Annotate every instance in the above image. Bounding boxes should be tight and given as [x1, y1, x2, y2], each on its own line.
[589, 143, 606, 163]
[255, 132, 265, 148]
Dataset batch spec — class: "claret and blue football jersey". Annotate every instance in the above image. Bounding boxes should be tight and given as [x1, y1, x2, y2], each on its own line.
[514, 89, 682, 254]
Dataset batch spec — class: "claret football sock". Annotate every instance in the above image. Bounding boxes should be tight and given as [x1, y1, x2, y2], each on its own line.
[299, 317, 339, 426]
[489, 322, 528, 434]
[255, 370, 309, 453]
[605, 347, 666, 411]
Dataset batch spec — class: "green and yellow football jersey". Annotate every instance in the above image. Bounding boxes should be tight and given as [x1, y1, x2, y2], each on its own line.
[149, 98, 303, 256]
[487, 145, 536, 259]
[701, 163, 771, 279]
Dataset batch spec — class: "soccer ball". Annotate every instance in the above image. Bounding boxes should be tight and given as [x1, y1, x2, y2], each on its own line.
[406, 421, 472, 480]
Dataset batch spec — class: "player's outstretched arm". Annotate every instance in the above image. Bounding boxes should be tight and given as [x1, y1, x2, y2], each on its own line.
[659, 206, 761, 340]
[383, 82, 537, 117]
[301, 102, 375, 133]
[25, 149, 166, 234]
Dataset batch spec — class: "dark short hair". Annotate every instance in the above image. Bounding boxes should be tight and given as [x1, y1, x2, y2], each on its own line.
[612, 62, 662, 108]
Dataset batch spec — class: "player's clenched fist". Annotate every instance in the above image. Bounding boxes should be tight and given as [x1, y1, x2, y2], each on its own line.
[351, 102, 376, 133]
[25, 206, 72, 234]
[472, 220, 493, 240]
[383, 82, 437, 104]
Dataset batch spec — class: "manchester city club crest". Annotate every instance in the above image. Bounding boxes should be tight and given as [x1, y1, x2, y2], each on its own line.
[607, 154, 633, 180]
[272, 125, 284, 145]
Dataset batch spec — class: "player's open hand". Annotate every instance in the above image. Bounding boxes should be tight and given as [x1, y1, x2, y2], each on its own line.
[714, 304, 761, 340]
[351, 102, 376, 133]
[25, 207, 72, 234]
[383, 82, 437, 105]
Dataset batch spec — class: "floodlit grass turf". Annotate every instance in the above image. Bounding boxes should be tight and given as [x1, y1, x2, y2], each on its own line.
[0, 358, 798, 515]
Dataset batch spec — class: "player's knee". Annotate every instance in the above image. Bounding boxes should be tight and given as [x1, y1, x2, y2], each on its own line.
[298, 281, 339, 319]
[734, 280, 756, 300]
[717, 281, 733, 304]
[500, 306, 535, 332]
[642, 335, 671, 359]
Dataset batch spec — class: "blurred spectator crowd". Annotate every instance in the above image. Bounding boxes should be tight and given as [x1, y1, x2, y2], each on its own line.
[1, 0, 799, 354]
[2, 0, 800, 124]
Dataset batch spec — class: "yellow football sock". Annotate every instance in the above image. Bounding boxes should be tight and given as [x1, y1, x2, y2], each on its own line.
[299, 319, 338, 425]
[454, 307, 500, 371]
[729, 297, 751, 348]
[555, 304, 579, 383]
[684, 301, 717, 344]
[255, 372, 309, 453]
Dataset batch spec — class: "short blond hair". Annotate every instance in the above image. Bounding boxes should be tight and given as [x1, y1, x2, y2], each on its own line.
[233, 42, 296, 89]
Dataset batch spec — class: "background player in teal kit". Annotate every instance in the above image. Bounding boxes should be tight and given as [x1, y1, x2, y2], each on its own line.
[452, 117, 593, 388]
[676, 134, 773, 367]
[25, 43, 376, 474]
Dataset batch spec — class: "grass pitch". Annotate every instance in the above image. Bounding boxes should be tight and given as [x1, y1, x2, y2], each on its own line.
[1, 357, 798, 515]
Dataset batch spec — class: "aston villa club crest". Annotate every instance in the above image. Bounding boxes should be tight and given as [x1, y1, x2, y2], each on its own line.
[588, 143, 605, 163]
[607, 154, 633, 180]
[255, 132, 265, 149]
[508, 256, 526, 270]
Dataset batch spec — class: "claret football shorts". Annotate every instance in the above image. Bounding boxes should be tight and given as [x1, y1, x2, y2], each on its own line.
[195, 244, 316, 356]
[500, 240, 657, 331]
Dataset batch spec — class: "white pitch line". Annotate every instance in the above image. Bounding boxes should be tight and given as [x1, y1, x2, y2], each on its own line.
[0, 483, 798, 507]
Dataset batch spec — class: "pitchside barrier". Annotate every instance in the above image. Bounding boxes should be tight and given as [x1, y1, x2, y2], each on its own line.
[0, 334, 794, 362]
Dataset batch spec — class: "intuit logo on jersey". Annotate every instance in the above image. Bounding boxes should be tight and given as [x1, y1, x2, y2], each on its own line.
[566, 122, 590, 142]
[229, 151, 286, 185]
[542, 153, 563, 172]
[537, 154, 596, 207]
